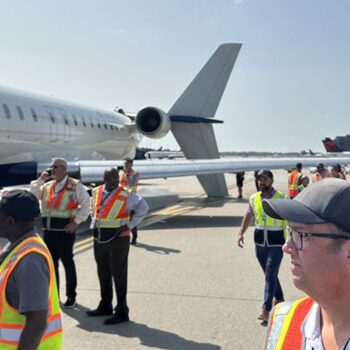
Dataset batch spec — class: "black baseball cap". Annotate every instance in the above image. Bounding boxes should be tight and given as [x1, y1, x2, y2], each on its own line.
[262, 178, 350, 232]
[0, 189, 40, 222]
[257, 169, 273, 180]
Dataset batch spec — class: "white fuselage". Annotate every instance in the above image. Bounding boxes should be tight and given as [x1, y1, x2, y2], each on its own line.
[0, 86, 141, 164]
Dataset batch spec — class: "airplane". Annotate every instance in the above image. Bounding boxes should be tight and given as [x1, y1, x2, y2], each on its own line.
[1, 43, 350, 197]
[300, 149, 322, 157]
[145, 150, 184, 160]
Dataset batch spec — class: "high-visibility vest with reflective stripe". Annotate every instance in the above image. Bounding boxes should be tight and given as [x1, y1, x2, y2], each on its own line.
[0, 236, 63, 349]
[288, 170, 302, 198]
[265, 297, 314, 350]
[119, 170, 139, 192]
[41, 177, 79, 219]
[250, 191, 287, 231]
[92, 185, 131, 228]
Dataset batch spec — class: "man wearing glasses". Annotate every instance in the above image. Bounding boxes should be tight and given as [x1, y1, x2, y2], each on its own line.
[237, 170, 288, 323]
[263, 178, 350, 350]
[30, 157, 90, 309]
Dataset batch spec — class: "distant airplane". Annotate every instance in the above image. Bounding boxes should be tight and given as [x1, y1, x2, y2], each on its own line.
[300, 149, 322, 156]
[145, 150, 184, 160]
[1, 43, 350, 197]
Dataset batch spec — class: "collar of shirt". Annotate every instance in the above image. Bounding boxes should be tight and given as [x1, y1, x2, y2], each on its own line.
[54, 174, 68, 194]
[302, 303, 350, 350]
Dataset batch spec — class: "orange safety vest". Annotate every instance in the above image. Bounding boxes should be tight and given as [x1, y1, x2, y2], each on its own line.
[288, 170, 302, 198]
[41, 177, 79, 219]
[119, 169, 139, 192]
[265, 297, 314, 350]
[0, 236, 63, 349]
[92, 185, 131, 236]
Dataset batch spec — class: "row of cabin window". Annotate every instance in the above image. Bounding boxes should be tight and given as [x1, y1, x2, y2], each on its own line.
[1, 103, 115, 130]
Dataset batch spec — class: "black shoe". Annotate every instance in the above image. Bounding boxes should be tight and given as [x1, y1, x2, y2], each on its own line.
[130, 239, 137, 245]
[86, 306, 113, 317]
[103, 313, 129, 325]
[63, 298, 76, 309]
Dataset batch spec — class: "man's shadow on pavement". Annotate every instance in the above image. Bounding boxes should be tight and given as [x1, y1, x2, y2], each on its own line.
[132, 242, 181, 255]
[64, 303, 221, 350]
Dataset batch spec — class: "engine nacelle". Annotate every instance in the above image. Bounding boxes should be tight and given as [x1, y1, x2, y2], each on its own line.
[136, 107, 171, 139]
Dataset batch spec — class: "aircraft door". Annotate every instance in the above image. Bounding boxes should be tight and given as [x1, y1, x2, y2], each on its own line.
[44, 105, 58, 143]
[58, 108, 71, 143]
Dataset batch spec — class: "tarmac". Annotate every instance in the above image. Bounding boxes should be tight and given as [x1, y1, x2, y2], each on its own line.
[60, 170, 306, 350]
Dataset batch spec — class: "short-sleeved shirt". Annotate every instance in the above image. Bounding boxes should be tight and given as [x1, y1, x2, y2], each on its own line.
[0, 231, 49, 314]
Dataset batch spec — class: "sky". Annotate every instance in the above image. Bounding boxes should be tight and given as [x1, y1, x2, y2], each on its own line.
[0, 0, 349, 152]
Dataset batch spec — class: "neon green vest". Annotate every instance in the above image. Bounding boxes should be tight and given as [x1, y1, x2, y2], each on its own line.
[250, 191, 287, 231]
[0, 236, 63, 349]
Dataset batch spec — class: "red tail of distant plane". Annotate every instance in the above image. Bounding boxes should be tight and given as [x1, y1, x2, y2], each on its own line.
[322, 138, 342, 152]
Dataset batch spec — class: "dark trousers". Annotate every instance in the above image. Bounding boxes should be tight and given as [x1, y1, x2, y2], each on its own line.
[94, 236, 130, 315]
[131, 226, 138, 241]
[255, 244, 284, 312]
[44, 231, 77, 299]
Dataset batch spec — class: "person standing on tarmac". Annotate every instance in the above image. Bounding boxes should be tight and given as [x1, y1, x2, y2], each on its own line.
[263, 178, 350, 350]
[288, 163, 303, 198]
[119, 158, 140, 245]
[312, 163, 330, 182]
[0, 190, 62, 350]
[331, 164, 347, 180]
[87, 168, 148, 325]
[237, 170, 288, 323]
[235, 172, 245, 199]
[30, 157, 90, 308]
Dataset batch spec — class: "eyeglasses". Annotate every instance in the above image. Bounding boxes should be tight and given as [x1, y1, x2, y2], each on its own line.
[50, 165, 65, 169]
[287, 226, 350, 251]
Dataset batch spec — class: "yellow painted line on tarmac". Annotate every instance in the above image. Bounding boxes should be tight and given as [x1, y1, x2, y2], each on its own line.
[74, 239, 93, 254]
[75, 236, 93, 248]
[73, 177, 254, 254]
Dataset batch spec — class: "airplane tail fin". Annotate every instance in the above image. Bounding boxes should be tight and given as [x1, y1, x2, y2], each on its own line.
[168, 43, 242, 197]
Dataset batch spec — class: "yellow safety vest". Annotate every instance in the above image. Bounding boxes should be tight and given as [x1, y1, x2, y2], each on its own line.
[119, 169, 139, 192]
[250, 191, 287, 231]
[265, 297, 314, 350]
[288, 170, 302, 198]
[41, 177, 79, 219]
[91, 185, 131, 229]
[0, 236, 63, 349]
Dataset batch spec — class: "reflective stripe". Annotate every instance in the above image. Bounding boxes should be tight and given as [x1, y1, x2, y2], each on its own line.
[92, 185, 130, 228]
[250, 191, 287, 230]
[119, 170, 139, 192]
[94, 219, 129, 228]
[43, 209, 77, 218]
[265, 298, 313, 350]
[0, 236, 63, 349]
[265, 302, 293, 350]
[0, 315, 62, 344]
[41, 178, 78, 218]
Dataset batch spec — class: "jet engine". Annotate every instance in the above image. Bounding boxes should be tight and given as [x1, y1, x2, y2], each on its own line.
[136, 107, 171, 139]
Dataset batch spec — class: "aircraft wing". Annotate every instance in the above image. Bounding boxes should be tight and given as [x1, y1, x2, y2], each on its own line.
[74, 157, 350, 182]
[2, 156, 350, 197]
